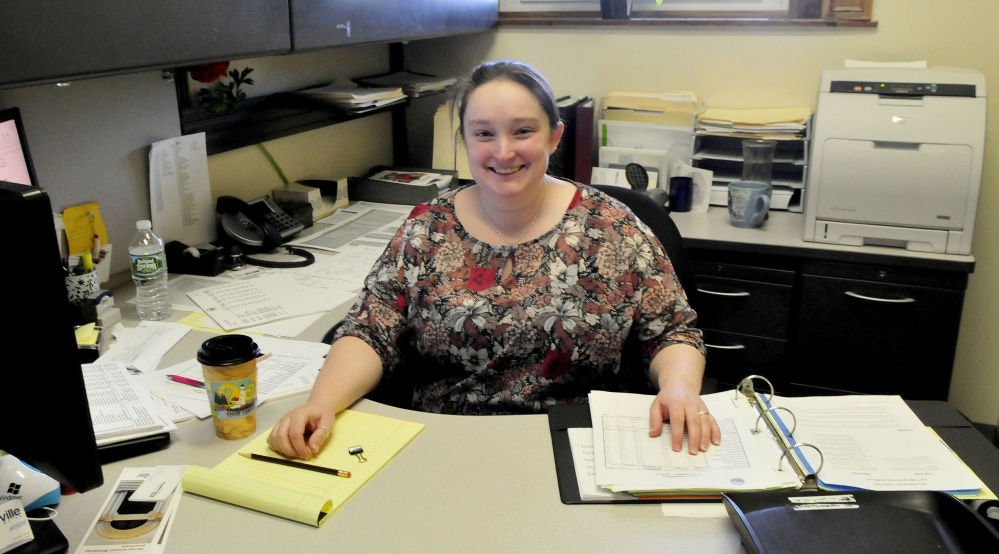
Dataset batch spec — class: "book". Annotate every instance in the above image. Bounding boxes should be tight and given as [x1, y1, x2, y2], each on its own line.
[578, 376, 988, 501]
[573, 98, 595, 184]
[181, 410, 424, 526]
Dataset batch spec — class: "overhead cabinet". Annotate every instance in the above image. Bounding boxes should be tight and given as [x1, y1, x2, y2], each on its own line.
[1, 1, 291, 87]
[290, 0, 498, 50]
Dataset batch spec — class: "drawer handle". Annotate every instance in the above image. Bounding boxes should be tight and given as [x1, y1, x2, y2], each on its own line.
[698, 288, 750, 298]
[844, 291, 916, 304]
[705, 343, 746, 350]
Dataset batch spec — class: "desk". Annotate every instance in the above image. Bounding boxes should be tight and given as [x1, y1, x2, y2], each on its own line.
[54, 277, 999, 553]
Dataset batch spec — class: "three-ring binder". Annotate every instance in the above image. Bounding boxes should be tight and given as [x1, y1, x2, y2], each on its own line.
[736, 375, 824, 491]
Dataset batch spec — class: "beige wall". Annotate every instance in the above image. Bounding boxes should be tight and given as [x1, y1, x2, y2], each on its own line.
[409, 1, 999, 424]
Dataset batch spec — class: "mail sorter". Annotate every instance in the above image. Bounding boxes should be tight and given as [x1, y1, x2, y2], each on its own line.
[802, 66, 986, 255]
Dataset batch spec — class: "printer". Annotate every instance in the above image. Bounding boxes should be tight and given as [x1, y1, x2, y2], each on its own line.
[802, 66, 986, 255]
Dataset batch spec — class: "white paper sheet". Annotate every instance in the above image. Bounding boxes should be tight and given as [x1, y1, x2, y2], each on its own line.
[97, 321, 191, 373]
[589, 390, 796, 494]
[149, 133, 215, 245]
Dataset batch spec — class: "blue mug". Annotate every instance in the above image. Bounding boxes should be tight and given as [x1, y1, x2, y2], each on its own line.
[728, 181, 770, 228]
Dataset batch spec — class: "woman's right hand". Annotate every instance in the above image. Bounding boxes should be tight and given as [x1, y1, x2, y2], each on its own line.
[266, 403, 336, 460]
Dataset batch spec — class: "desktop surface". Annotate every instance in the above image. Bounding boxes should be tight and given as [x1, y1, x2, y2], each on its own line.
[57, 394, 743, 553]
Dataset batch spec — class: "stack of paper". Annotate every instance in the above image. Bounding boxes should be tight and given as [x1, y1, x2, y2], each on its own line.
[602, 91, 701, 126]
[294, 80, 407, 113]
[82, 361, 177, 446]
[696, 107, 811, 140]
[358, 71, 457, 97]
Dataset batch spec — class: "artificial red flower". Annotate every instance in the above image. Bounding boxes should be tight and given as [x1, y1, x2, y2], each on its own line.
[188, 62, 230, 83]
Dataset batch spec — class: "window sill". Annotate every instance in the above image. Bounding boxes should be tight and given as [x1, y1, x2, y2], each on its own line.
[498, 13, 877, 28]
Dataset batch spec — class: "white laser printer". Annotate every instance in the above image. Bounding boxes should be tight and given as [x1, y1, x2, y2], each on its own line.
[802, 66, 986, 254]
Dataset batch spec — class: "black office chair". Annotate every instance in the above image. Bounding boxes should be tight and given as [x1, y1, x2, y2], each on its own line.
[322, 184, 713, 407]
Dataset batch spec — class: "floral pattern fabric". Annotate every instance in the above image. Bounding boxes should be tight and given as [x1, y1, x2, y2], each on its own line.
[335, 182, 703, 414]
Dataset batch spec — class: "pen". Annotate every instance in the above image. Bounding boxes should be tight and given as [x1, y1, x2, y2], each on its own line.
[167, 374, 205, 388]
[239, 453, 351, 478]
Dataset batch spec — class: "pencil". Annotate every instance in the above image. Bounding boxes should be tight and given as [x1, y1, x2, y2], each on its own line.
[239, 452, 351, 477]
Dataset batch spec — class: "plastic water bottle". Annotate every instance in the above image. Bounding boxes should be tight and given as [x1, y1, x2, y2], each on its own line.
[129, 220, 172, 320]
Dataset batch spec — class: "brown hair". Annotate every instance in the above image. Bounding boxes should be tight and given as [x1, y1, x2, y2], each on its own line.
[449, 59, 561, 139]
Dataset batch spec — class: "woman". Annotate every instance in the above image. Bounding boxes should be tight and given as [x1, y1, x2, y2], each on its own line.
[268, 60, 721, 460]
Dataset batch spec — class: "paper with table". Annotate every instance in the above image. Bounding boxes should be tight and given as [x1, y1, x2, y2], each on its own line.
[81, 362, 177, 447]
[182, 410, 425, 526]
[581, 385, 987, 500]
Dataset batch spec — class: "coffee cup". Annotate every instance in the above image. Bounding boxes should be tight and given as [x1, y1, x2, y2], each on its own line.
[728, 181, 770, 228]
[668, 176, 694, 212]
[197, 335, 261, 440]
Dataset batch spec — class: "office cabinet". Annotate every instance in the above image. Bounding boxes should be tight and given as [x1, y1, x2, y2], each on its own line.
[793, 261, 966, 400]
[290, 0, 497, 51]
[0, 1, 290, 87]
[691, 254, 795, 389]
[684, 239, 970, 400]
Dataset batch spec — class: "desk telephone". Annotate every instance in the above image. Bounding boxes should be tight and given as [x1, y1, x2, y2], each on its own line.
[215, 195, 314, 268]
[216, 195, 304, 250]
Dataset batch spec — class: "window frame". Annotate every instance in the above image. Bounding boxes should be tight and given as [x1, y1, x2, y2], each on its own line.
[499, 0, 877, 28]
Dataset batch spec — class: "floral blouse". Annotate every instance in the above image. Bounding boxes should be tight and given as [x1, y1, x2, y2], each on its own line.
[335, 182, 704, 414]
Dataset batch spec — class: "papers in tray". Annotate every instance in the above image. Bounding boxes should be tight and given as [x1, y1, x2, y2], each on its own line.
[696, 107, 811, 139]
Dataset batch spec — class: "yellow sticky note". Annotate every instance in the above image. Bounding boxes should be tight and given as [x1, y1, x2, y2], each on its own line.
[62, 203, 108, 256]
[74, 323, 99, 346]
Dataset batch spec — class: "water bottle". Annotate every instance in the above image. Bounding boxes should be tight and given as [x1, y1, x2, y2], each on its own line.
[129, 220, 172, 321]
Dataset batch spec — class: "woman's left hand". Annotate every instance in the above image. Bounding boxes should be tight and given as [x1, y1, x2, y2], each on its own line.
[649, 385, 722, 455]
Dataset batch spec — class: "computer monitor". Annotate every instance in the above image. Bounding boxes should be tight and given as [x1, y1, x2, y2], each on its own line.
[0, 107, 104, 493]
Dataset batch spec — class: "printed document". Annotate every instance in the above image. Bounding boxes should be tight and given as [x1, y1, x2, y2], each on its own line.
[589, 390, 797, 494]
[769, 394, 986, 492]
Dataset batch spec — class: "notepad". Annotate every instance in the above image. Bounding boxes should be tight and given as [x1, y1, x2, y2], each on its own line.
[181, 410, 424, 526]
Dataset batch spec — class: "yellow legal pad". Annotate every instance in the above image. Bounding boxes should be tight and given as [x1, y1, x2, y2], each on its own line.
[181, 410, 425, 526]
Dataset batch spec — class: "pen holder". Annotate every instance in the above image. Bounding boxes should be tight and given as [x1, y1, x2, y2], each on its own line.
[65, 271, 100, 302]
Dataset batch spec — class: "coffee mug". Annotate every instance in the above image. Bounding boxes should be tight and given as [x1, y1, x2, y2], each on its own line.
[728, 181, 770, 228]
[668, 176, 693, 212]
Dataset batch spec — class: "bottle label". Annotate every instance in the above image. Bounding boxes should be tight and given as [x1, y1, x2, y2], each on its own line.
[130, 251, 166, 276]
[205, 375, 257, 420]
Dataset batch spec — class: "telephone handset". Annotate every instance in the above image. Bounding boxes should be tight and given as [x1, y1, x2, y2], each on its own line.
[216, 195, 304, 250]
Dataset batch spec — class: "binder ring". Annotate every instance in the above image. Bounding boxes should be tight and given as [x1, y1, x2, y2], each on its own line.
[754, 406, 797, 435]
[736, 375, 774, 403]
[779, 442, 823, 475]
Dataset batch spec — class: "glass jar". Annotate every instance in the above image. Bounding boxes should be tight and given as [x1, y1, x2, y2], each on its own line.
[741, 139, 778, 199]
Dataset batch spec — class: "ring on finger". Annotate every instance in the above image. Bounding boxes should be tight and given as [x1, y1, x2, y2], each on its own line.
[697, 410, 710, 416]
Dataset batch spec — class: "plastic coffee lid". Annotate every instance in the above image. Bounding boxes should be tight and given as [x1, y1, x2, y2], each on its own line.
[197, 335, 261, 366]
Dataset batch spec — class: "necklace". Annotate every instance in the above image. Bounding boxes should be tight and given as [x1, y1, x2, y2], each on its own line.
[480, 180, 548, 252]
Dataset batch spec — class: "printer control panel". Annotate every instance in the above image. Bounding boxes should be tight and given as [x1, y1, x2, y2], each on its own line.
[830, 80, 976, 97]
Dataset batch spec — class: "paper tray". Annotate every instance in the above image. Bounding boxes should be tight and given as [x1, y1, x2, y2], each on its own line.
[722, 490, 999, 554]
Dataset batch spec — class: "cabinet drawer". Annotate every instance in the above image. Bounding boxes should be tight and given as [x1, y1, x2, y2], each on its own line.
[695, 274, 793, 339]
[702, 329, 787, 391]
[794, 273, 964, 400]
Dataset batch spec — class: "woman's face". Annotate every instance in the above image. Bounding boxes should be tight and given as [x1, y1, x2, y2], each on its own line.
[462, 79, 563, 202]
